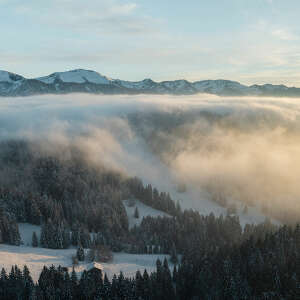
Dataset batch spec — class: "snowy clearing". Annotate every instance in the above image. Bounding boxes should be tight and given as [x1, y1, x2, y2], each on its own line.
[0, 244, 170, 282]
[123, 199, 171, 229]
[0, 223, 171, 282]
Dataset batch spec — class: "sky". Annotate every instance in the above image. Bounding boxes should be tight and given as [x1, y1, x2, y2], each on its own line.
[1, 0, 300, 86]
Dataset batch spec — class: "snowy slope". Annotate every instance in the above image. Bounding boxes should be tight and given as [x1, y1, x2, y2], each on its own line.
[1, 68, 300, 96]
[159, 80, 195, 93]
[114, 78, 156, 90]
[126, 184, 278, 227]
[0, 243, 170, 282]
[36, 69, 112, 85]
[0, 223, 171, 282]
[169, 186, 280, 227]
[192, 79, 254, 95]
[0, 70, 24, 83]
[123, 199, 171, 229]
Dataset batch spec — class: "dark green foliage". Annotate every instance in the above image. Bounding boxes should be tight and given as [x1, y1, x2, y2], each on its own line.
[129, 211, 246, 255]
[0, 141, 180, 250]
[0, 265, 34, 300]
[127, 178, 177, 215]
[134, 206, 139, 218]
[77, 245, 85, 261]
[0, 208, 21, 246]
[40, 221, 71, 249]
[0, 223, 300, 299]
[170, 242, 178, 264]
[32, 231, 38, 247]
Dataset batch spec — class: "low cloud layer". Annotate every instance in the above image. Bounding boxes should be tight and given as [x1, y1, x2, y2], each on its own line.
[1, 93, 300, 223]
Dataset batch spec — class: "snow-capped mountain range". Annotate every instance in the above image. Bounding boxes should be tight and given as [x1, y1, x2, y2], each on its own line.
[0, 69, 299, 97]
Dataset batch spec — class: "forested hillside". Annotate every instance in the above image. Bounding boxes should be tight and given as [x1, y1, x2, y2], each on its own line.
[0, 223, 299, 299]
[0, 140, 177, 249]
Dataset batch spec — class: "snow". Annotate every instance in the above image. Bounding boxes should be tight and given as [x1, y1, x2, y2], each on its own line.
[160, 80, 194, 92]
[36, 69, 112, 85]
[0, 70, 23, 83]
[78, 253, 171, 280]
[0, 244, 76, 281]
[0, 193, 278, 283]
[0, 71, 12, 82]
[0, 223, 171, 282]
[1, 68, 298, 97]
[123, 199, 171, 229]
[171, 186, 280, 228]
[0, 243, 170, 282]
[191, 80, 252, 94]
[114, 79, 156, 90]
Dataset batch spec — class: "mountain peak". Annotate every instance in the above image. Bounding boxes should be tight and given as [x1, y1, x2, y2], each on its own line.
[1, 69, 300, 97]
[0, 70, 24, 83]
[36, 69, 112, 85]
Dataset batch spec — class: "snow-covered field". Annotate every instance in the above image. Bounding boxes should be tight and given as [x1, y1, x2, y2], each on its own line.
[0, 223, 171, 282]
[123, 199, 170, 229]
[0, 243, 170, 282]
[0, 197, 278, 283]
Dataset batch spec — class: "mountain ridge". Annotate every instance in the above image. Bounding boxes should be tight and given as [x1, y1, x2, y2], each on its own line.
[0, 68, 299, 97]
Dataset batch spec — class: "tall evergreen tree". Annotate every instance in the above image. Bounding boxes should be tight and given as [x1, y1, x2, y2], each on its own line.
[134, 206, 139, 219]
[32, 231, 38, 247]
[76, 245, 85, 261]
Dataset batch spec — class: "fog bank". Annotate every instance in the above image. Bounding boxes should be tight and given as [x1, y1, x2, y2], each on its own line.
[1, 93, 300, 223]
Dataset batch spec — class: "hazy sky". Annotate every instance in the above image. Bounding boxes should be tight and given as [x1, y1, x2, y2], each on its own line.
[1, 0, 300, 86]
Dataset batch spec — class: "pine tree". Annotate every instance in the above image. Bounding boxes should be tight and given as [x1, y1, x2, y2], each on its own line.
[63, 228, 71, 249]
[134, 206, 139, 219]
[9, 223, 21, 246]
[103, 273, 111, 299]
[40, 223, 48, 248]
[135, 270, 143, 299]
[71, 267, 78, 298]
[87, 247, 95, 262]
[76, 245, 85, 261]
[173, 265, 177, 283]
[32, 231, 38, 247]
[23, 265, 34, 299]
[0, 268, 7, 282]
[170, 243, 178, 264]
[71, 228, 79, 246]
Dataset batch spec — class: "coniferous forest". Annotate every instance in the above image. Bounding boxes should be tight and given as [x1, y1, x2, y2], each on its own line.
[0, 223, 300, 299]
[3, 0, 300, 298]
[0, 140, 299, 299]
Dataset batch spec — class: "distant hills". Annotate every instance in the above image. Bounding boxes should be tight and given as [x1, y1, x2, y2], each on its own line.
[1, 69, 299, 97]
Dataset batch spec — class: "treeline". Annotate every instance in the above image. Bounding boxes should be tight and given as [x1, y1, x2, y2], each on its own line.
[177, 223, 300, 299]
[35, 207, 277, 262]
[0, 140, 280, 259]
[127, 177, 178, 215]
[0, 224, 300, 299]
[128, 210, 277, 255]
[0, 208, 20, 245]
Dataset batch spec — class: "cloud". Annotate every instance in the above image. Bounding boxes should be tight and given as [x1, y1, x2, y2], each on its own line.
[1, 93, 300, 225]
[272, 29, 298, 41]
[13, 0, 158, 36]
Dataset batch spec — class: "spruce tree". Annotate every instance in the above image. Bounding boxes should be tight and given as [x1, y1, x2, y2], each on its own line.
[134, 206, 139, 219]
[23, 265, 34, 299]
[32, 231, 38, 247]
[76, 245, 85, 261]
[170, 243, 178, 264]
